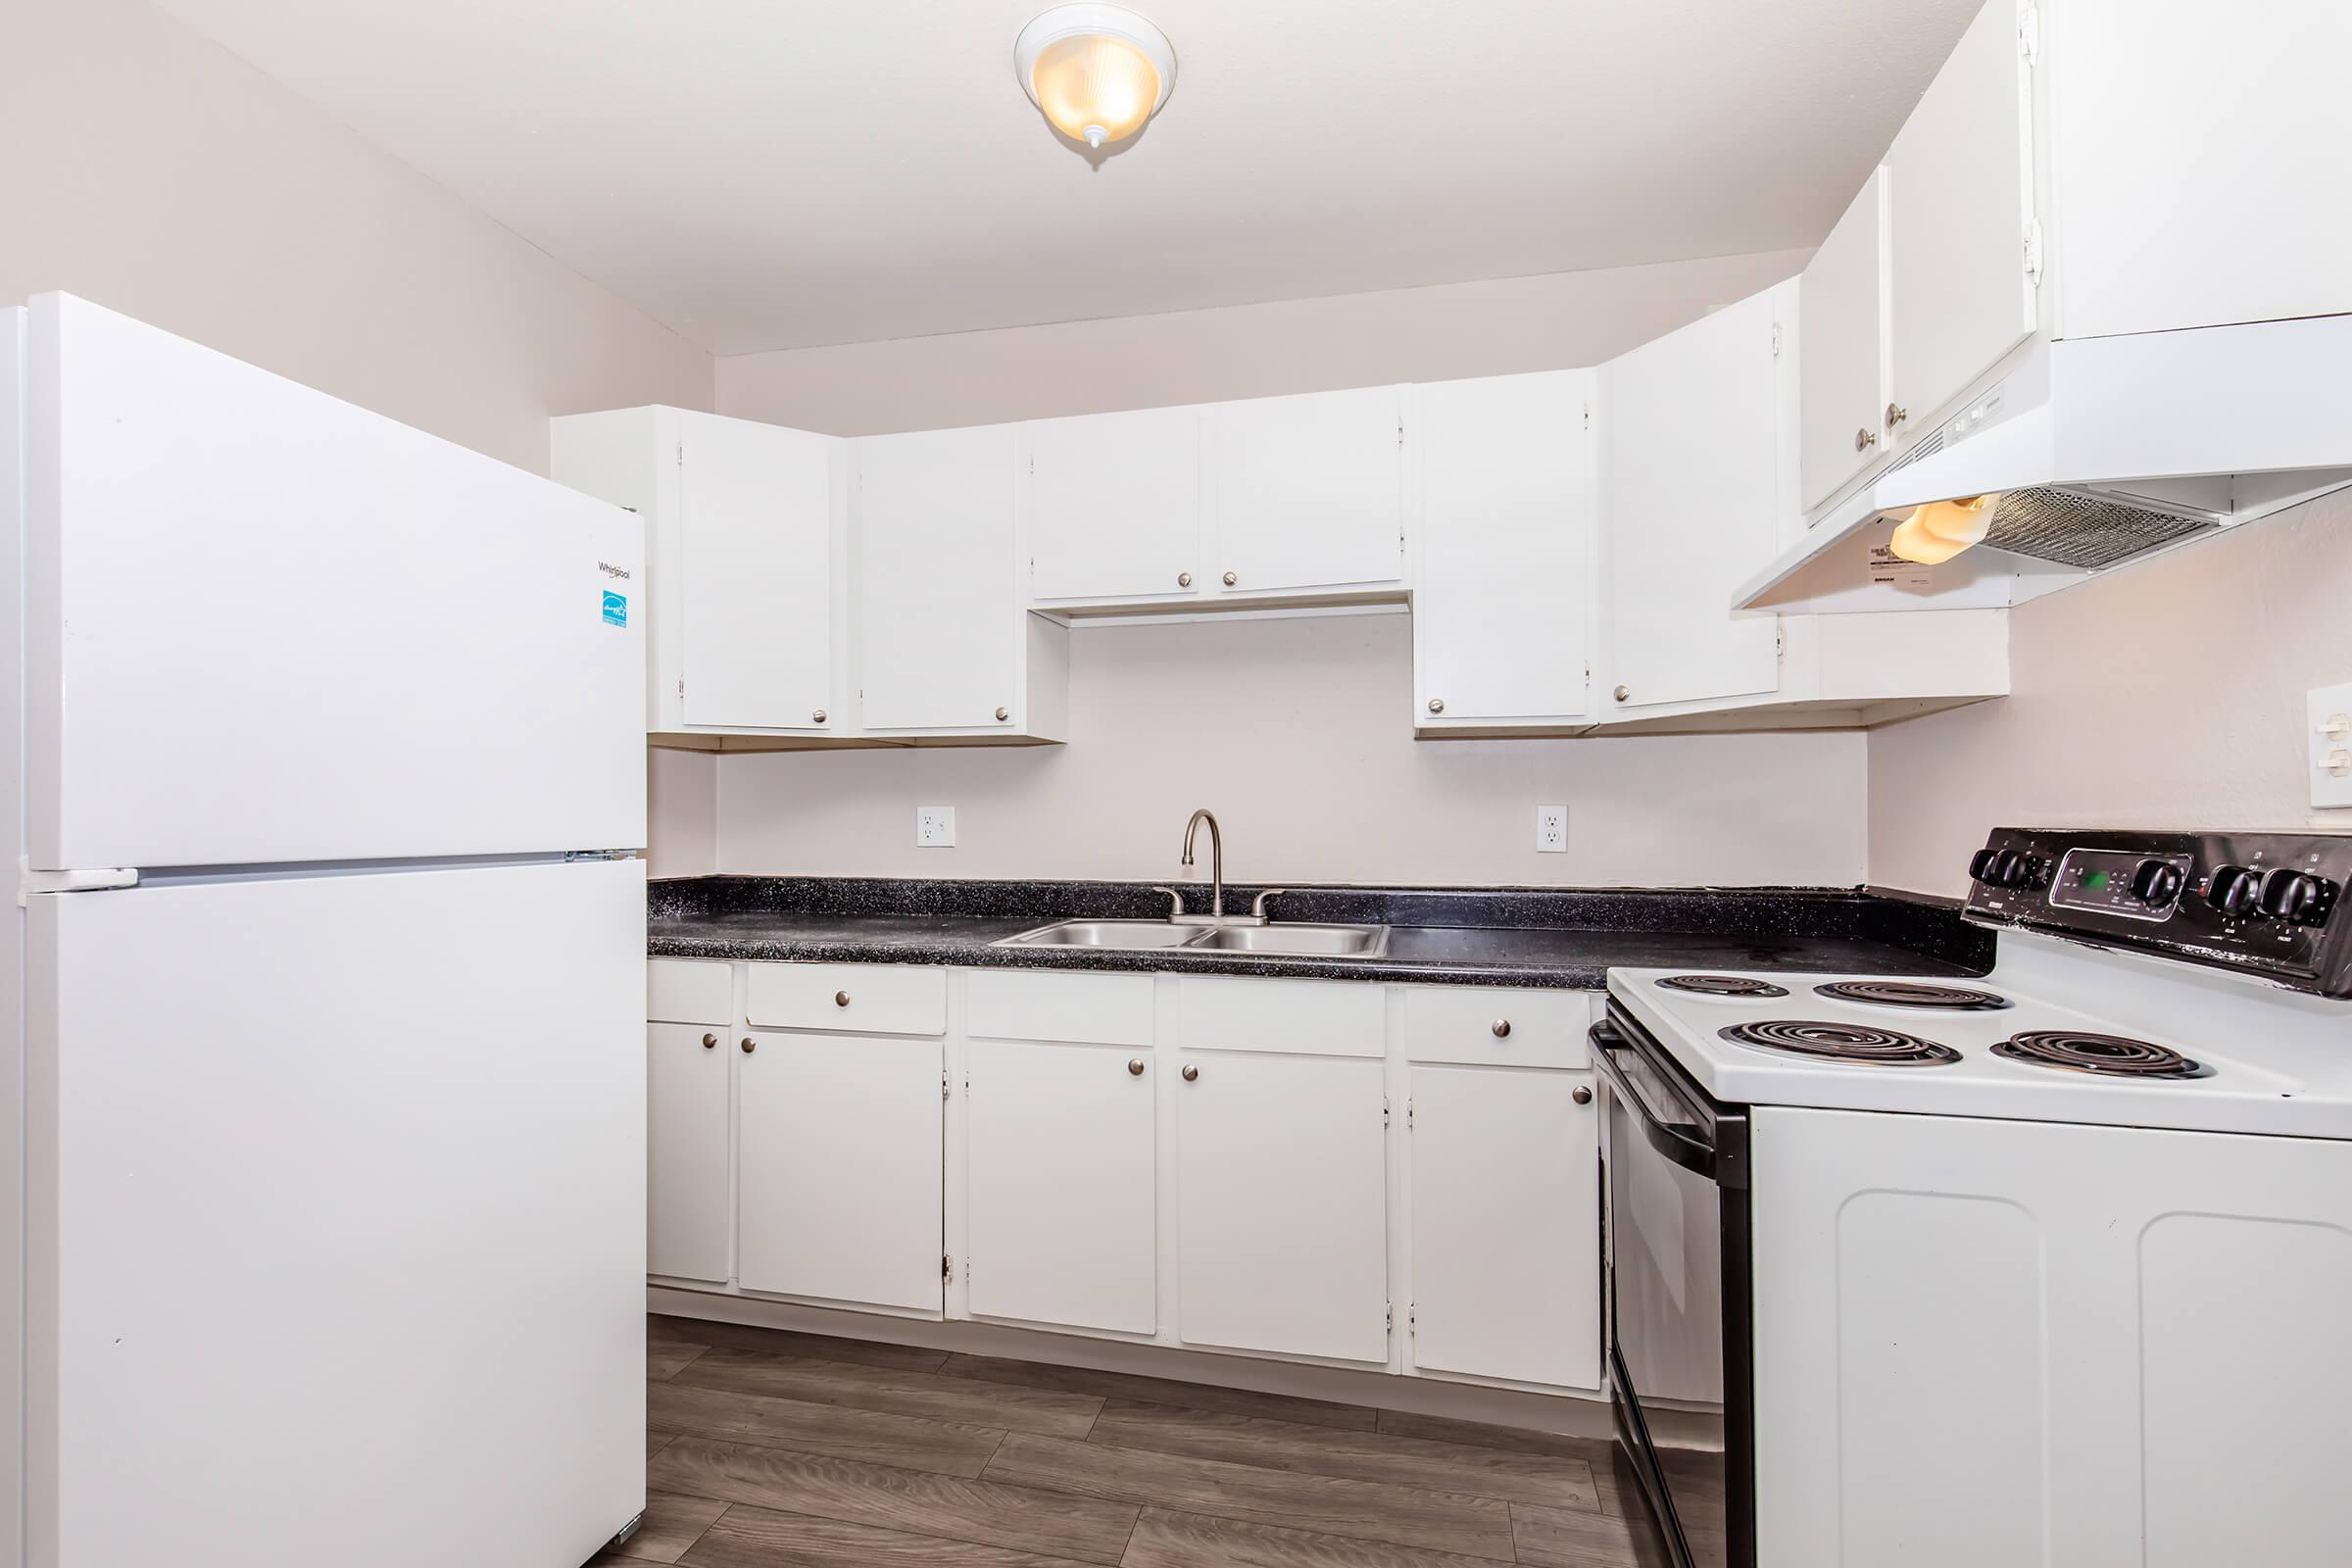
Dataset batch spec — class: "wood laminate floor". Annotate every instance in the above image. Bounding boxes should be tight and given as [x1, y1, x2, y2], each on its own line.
[592, 1315, 1679, 1568]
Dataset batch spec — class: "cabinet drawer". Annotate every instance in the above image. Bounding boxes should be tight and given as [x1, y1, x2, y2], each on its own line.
[746, 962, 947, 1036]
[1176, 975, 1385, 1058]
[966, 969, 1154, 1047]
[1398, 985, 1592, 1068]
[648, 958, 732, 1025]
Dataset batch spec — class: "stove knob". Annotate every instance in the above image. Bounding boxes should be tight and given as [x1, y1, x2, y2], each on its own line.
[1984, 850, 2047, 890]
[2206, 864, 2264, 919]
[2258, 869, 2338, 926]
[2130, 858, 2184, 906]
[1969, 848, 2001, 883]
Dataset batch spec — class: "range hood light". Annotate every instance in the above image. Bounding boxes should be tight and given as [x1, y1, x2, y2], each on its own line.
[1887, 494, 1998, 565]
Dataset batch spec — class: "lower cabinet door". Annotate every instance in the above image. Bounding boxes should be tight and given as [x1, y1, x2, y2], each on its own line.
[964, 1039, 1157, 1334]
[648, 1021, 733, 1283]
[1408, 1065, 1600, 1388]
[1176, 1052, 1389, 1362]
[737, 1029, 944, 1314]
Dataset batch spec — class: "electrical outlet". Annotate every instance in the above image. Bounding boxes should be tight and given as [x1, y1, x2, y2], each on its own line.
[915, 805, 956, 848]
[1536, 805, 1568, 854]
[2311, 684, 2352, 810]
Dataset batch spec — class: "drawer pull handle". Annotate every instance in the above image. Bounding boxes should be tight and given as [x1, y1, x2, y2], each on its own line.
[834, 991, 851, 1007]
[1181, 1064, 1200, 1083]
[1128, 1057, 1146, 1076]
[740, 1037, 756, 1054]
[701, 1032, 717, 1050]
[1492, 1018, 1512, 1039]
[1573, 1085, 1593, 1105]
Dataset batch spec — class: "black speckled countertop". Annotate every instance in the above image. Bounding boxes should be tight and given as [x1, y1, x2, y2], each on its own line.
[647, 877, 1992, 991]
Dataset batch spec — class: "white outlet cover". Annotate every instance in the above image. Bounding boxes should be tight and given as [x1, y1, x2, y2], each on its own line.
[1536, 805, 1569, 853]
[2311, 684, 2352, 810]
[916, 805, 956, 848]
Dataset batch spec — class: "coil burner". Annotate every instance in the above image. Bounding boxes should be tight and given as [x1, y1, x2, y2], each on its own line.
[1656, 975, 1790, 998]
[1990, 1031, 2211, 1079]
[1718, 1020, 1961, 1066]
[1813, 980, 2013, 1011]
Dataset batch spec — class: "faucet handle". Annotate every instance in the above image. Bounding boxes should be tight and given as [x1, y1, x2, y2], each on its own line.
[1250, 888, 1289, 920]
[1151, 886, 1187, 920]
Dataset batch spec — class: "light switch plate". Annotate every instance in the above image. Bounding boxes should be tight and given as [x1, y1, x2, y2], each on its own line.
[2311, 684, 2352, 810]
[1536, 805, 1569, 853]
[916, 805, 956, 848]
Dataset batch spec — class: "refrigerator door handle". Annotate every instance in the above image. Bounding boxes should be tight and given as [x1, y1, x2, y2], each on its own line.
[18, 857, 139, 906]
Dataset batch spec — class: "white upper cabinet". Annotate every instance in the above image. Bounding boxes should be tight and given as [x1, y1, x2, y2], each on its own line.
[1410, 370, 1592, 729]
[552, 405, 843, 739]
[1022, 406, 1204, 604]
[1208, 385, 1406, 597]
[1798, 168, 1890, 513]
[855, 424, 1068, 740]
[1599, 284, 1788, 714]
[2051, 0, 2352, 340]
[1883, 0, 2035, 447]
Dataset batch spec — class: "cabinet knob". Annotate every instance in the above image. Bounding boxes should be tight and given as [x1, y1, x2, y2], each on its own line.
[834, 990, 851, 1007]
[1492, 1018, 1512, 1039]
[1128, 1057, 1146, 1076]
[1854, 426, 1880, 453]
[1573, 1085, 1593, 1105]
[1177, 571, 1193, 588]
[740, 1037, 756, 1054]
[1614, 685, 1631, 703]
[1221, 570, 1238, 587]
[702, 1032, 717, 1050]
[1885, 402, 1909, 431]
[1181, 1063, 1200, 1082]
[1427, 697, 1445, 714]
[995, 706, 1011, 721]
[810, 709, 827, 724]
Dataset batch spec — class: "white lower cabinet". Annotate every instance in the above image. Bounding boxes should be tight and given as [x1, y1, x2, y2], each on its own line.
[1407, 1064, 1601, 1390]
[646, 1021, 731, 1283]
[1175, 1050, 1391, 1363]
[736, 1028, 944, 1314]
[965, 1038, 1157, 1334]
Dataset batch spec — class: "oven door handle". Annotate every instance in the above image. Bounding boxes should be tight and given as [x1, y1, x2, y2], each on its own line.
[1591, 1018, 1721, 1182]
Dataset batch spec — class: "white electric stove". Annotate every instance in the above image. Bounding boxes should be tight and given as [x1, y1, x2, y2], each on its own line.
[1594, 827, 2352, 1568]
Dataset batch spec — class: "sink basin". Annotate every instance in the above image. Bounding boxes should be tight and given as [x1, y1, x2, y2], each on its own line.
[1186, 923, 1391, 956]
[999, 919, 1203, 950]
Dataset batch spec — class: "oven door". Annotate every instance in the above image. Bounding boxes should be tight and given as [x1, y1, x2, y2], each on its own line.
[1592, 1004, 1752, 1568]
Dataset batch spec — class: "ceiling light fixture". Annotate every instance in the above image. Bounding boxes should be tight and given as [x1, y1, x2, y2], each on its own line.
[1888, 494, 1999, 565]
[1014, 3, 1177, 152]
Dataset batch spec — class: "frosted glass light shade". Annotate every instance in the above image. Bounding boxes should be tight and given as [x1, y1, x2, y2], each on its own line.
[1888, 494, 1998, 565]
[1015, 4, 1177, 150]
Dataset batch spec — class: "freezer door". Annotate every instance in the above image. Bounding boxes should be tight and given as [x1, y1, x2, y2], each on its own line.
[23, 293, 644, 870]
[24, 858, 646, 1566]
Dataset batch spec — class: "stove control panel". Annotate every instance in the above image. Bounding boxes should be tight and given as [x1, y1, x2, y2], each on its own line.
[1966, 828, 2352, 999]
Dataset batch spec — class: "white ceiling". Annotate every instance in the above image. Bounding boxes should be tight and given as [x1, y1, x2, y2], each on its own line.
[156, 0, 1982, 355]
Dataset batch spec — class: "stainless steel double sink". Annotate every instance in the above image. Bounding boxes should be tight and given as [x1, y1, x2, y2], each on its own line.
[997, 918, 1391, 957]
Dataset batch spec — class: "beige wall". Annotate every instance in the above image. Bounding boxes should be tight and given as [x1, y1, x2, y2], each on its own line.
[719, 613, 1869, 887]
[1868, 490, 2352, 897]
[716, 250, 1812, 435]
[1, 0, 721, 874]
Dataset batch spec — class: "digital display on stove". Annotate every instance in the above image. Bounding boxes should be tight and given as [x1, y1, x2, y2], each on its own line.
[2049, 848, 2188, 923]
[2082, 870, 2111, 892]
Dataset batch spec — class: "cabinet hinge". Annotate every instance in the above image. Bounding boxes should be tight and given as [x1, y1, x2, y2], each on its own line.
[1383, 1097, 1391, 1127]
[1386, 1302, 1394, 1336]
[943, 1069, 951, 1102]
[1409, 1304, 1417, 1337]
[1583, 404, 1591, 430]
[2017, 3, 2039, 66]
[942, 1252, 954, 1282]
[2023, 220, 2045, 287]
[1775, 622, 1787, 662]
[1406, 1099, 1415, 1131]
[1771, 321, 1784, 358]
[676, 442, 684, 466]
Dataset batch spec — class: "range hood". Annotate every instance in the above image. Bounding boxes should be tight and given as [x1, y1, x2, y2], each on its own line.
[1737, 314, 2352, 613]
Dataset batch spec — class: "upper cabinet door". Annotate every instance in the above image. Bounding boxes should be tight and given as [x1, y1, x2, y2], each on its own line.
[1412, 370, 1592, 726]
[1884, 0, 2035, 442]
[1023, 406, 1203, 603]
[678, 413, 835, 731]
[1209, 386, 1405, 595]
[2052, 0, 2352, 339]
[1798, 168, 1890, 514]
[1600, 285, 1787, 712]
[857, 424, 1022, 731]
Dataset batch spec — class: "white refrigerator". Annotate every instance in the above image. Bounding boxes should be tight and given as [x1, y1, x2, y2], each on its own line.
[4, 295, 649, 1566]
